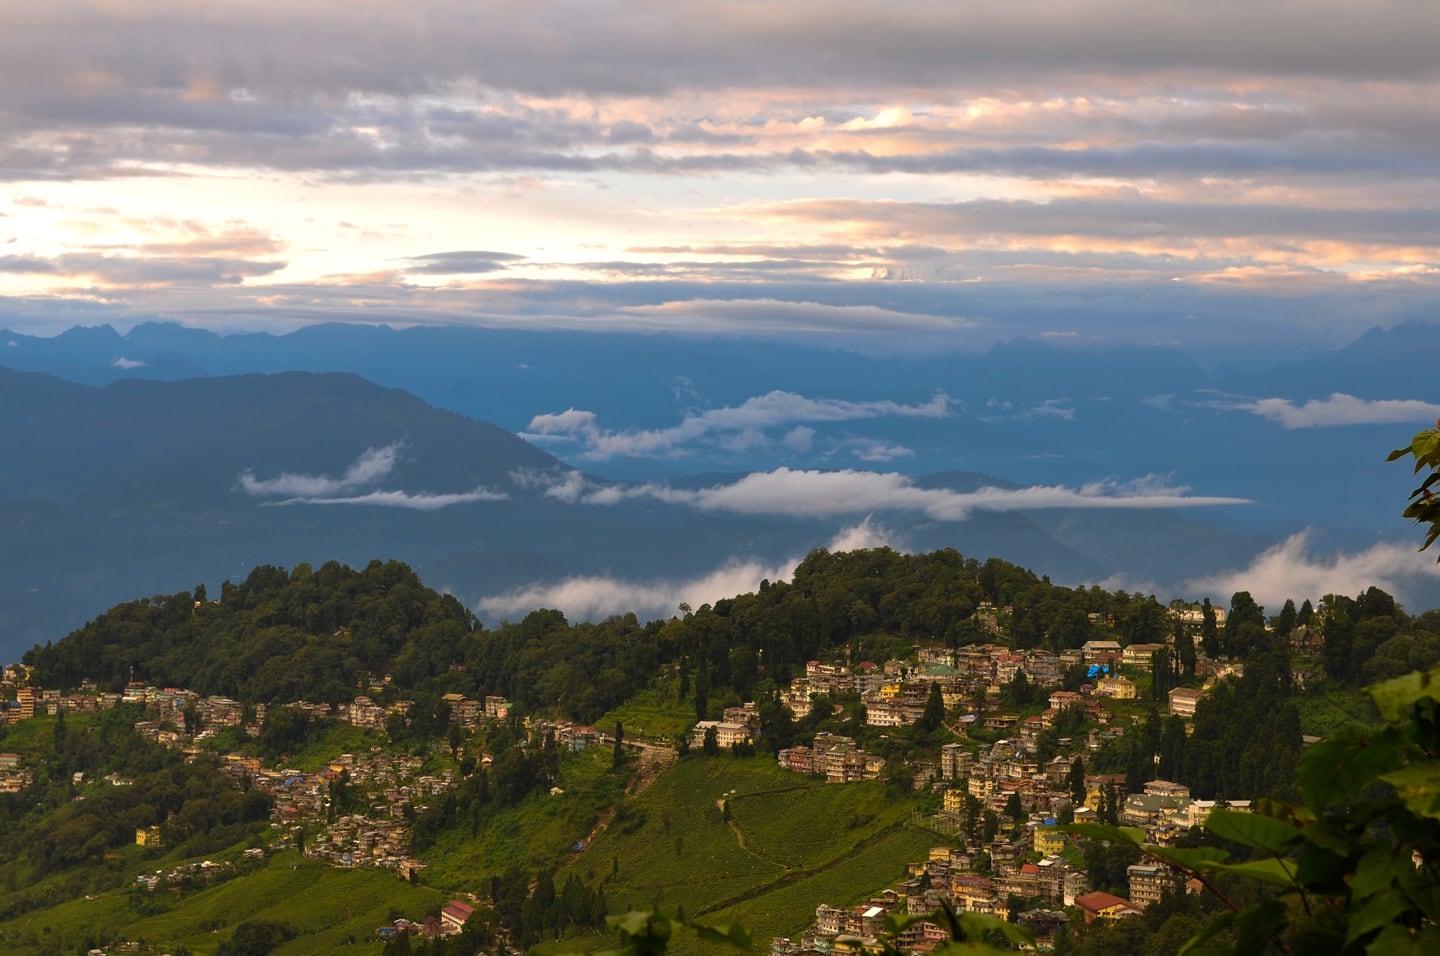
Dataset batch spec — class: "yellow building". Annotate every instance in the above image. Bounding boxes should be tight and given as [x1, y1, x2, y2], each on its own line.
[1034, 826, 1066, 856]
[135, 826, 163, 847]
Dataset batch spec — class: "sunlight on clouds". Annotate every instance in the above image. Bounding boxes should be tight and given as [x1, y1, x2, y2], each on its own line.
[522, 467, 1248, 519]
[1187, 530, 1440, 610]
[1245, 393, 1440, 429]
[474, 517, 900, 622]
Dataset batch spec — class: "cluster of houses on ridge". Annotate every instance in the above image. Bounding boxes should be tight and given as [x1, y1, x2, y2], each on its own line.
[771, 822, 1201, 955]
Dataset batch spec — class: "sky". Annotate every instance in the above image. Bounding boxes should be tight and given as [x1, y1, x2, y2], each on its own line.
[3, 1, 1440, 351]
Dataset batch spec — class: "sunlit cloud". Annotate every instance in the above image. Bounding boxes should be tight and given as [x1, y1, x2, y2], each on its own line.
[474, 517, 900, 622]
[1241, 393, 1440, 429]
[1187, 530, 1440, 609]
[524, 467, 1248, 520]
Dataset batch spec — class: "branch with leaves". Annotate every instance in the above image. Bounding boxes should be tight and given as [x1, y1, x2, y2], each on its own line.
[1389, 424, 1440, 558]
[1065, 665, 1440, 954]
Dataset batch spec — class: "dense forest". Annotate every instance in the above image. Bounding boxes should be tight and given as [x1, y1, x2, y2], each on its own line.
[23, 549, 1440, 812]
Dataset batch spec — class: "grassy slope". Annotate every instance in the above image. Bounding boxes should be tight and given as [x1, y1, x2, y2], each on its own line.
[420, 747, 631, 890]
[564, 757, 928, 953]
[0, 851, 444, 955]
[596, 680, 695, 741]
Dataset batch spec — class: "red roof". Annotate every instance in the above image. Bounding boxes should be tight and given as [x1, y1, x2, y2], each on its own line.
[442, 901, 475, 923]
[1075, 892, 1139, 914]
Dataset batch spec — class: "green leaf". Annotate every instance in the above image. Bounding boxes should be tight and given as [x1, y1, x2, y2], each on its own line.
[1056, 822, 1144, 845]
[1178, 910, 1236, 956]
[1204, 808, 1302, 853]
[689, 922, 752, 951]
[1352, 845, 1401, 898]
[1291, 843, 1350, 891]
[1346, 890, 1410, 946]
[1146, 845, 1231, 870]
[883, 912, 933, 936]
[1366, 923, 1427, 955]
[1231, 900, 1291, 956]
[1298, 729, 1402, 811]
[956, 911, 1032, 947]
[1369, 668, 1440, 723]
[1379, 764, 1440, 820]
[608, 911, 661, 937]
[1200, 857, 1299, 888]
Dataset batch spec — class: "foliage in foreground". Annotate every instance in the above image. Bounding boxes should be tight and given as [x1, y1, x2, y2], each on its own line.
[1065, 663, 1440, 954]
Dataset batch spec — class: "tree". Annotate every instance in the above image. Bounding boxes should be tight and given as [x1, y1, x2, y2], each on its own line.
[1068, 757, 1087, 807]
[1174, 619, 1197, 678]
[613, 720, 624, 769]
[1200, 599, 1219, 658]
[917, 681, 945, 736]
[1004, 791, 1023, 821]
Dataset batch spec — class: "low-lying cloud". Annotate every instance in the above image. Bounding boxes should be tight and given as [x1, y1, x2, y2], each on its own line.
[1186, 530, 1440, 609]
[265, 487, 507, 510]
[237, 443, 505, 509]
[238, 443, 402, 497]
[524, 390, 951, 459]
[524, 467, 1249, 520]
[1244, 393, 1440, 429]
[475, 518, 899, 622]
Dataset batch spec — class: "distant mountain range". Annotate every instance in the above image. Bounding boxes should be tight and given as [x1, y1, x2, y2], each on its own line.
[3, 319, 1438, 656]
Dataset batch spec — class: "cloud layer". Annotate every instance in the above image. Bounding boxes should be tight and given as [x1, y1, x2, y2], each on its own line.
[475, 517, 899, 622]
[528, 467, 1249, 520]
[524, 390, 950, 459]
[237, 444, 506, 509]
[1187, 530, 1440, 610]
[2, 3, 1439, 351]
[1244, 393, 1440, 429]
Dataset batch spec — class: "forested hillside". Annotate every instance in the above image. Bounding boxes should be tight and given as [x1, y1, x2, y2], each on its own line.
[7, 546, 1440, 954]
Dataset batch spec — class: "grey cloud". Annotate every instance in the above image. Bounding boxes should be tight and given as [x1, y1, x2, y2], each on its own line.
[406, 250, 526, 275]
[771, 196, 1440, 246]
[55, 253, 285, 286]
[0, 256, 58, 273]
[7, 2, 1440, 105]
[525, 390, 951, 459]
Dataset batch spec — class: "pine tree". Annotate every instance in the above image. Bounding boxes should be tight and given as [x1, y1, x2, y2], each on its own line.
[1068, 757, 1087, 806]
[1200, 599, 1220, 658]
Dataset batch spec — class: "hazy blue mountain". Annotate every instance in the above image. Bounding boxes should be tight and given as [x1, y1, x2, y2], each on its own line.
[0, 366, 1299, 659]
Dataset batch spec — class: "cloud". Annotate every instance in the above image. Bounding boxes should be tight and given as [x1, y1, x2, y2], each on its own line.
[528, 467, 1248, 520]
[110, 356, 146, 369]
[1243, 393, 1440, 428]
[1186, 530, 1440, 609]
[237, 443, 402, 497]
[524, 390, 951, 459]
[838, 438, 915, 462]
[474, 518, 900, 622]
[976, 398, 1075, 424]
[405, 250, 526, 275]
[264, 487, 507, 510]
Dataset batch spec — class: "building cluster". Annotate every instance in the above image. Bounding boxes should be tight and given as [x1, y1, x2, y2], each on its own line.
[777, 732, 886, 783]
[0, 751, 32, 793]
[690, 703, 761, 750]
[378, 899, 478, 944]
